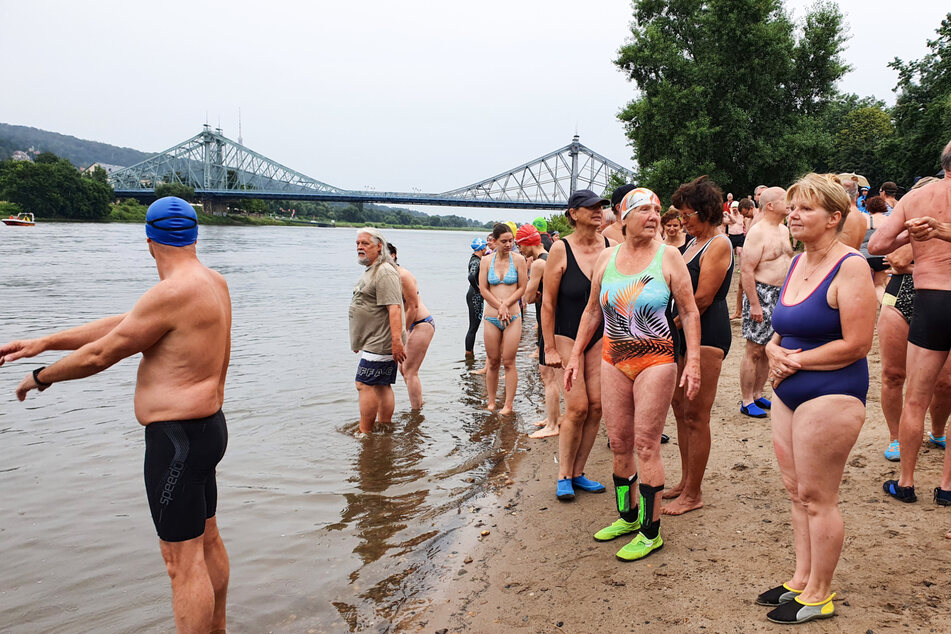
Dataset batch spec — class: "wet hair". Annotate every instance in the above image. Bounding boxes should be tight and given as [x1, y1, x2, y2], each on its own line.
[661, 208, 681, 225]
[671, 176, 724, 226]
[787, 173, 850, 231]
[738, 197, 754, 212]
[357, 226, 395, 269]
[387, 242, 398, 259]
[492, 223, 513, 240]
[865, 196, 888, 215]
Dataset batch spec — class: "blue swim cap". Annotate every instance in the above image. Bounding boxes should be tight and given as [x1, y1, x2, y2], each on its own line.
[146, 197, 198, 247]
[471, 237, 487, 251]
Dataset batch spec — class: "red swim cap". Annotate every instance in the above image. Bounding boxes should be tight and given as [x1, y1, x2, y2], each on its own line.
[515, 224, 541, 245]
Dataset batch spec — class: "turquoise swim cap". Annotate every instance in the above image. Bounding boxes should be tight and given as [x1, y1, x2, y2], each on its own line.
[146, 197, 198, 247]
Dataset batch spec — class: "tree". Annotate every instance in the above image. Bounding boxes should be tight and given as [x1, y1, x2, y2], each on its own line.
[887, 13, 951, 183]
[0, 154, 112, 219]
[615, 0, 849, 199]
[833, 104, 894, 187]
[154, 182, 195, 201]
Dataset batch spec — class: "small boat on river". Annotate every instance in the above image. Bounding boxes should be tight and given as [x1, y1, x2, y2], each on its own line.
[2, 212, 35, 226]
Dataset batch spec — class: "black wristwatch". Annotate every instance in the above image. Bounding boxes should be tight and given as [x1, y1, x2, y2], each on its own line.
[33, 366, 52, 388]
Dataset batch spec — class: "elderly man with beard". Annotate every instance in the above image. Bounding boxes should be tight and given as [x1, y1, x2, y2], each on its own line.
[351, 227, 406, 435]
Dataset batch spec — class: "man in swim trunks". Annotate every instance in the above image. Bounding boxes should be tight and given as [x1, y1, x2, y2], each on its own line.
[869, 139, 951, 502]
[602, 183, 636, 244]
[1, 196, 232, 632]
[352, 227, 406, 433]
[739, 187, 792, 417]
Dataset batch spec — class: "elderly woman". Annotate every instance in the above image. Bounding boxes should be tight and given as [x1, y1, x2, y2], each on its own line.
[564, 188, 700, 561]
[478, 223, 527, 414]
[664, 176, 734, 515]
[759, 173, 876, 624]
[661, 208, 688, 253]
[542, 189, 613, 500]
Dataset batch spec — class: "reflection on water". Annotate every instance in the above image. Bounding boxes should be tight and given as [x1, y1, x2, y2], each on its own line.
[0, 224, 541, 632]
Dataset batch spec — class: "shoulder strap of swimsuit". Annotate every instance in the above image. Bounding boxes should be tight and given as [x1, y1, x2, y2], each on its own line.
[563, 238, 576, 267]
[604, 236, 610, 247]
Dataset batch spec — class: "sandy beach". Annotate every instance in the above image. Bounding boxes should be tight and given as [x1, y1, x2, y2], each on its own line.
[407, 273, 951, 633]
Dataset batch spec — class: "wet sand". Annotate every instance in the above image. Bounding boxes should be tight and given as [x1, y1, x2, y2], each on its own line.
[408, 273, 951, 633]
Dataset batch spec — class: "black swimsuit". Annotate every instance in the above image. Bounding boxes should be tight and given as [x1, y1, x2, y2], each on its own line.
[554, 237, 609, 352]
[678, 234, 734, 356]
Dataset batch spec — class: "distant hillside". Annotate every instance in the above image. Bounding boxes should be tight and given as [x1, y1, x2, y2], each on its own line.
[0, 123, 151, 168]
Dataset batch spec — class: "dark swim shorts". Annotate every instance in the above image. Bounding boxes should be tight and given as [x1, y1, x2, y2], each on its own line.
[355, 353, 398, 385]
[144, 410, 228, 542]
[908, 290, 951, 352]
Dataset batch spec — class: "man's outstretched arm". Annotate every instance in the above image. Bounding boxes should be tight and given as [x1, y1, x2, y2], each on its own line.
[14, 286, 176, 400]
[0, 314, 128, 367]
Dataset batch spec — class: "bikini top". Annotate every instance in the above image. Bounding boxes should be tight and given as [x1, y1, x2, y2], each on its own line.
[488, 251, 518, 285]
[684, 234, 734, 302]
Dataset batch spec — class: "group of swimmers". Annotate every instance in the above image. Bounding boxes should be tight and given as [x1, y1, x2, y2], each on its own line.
[456, 142, 951, 625]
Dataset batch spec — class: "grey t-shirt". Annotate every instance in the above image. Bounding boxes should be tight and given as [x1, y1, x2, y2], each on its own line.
[349, 263, 405, 354]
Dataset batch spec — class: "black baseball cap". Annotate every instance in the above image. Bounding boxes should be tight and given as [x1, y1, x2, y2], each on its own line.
[610, 184, 636, 209]
[566, 189, 609, 215]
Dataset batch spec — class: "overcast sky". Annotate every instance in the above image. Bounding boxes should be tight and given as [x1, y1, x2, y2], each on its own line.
[1, 1, 946, 222]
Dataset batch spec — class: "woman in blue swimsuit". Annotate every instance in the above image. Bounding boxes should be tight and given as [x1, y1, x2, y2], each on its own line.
[759, 174, 876, 625]
[478, 223, 527, 414]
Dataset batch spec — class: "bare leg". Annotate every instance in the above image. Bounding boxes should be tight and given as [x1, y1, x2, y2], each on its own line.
[202, 517, 229, 632]
[898, 345, 950, 487]
[483, 321, 503, 411]
[375, 385, 394, 424]
[159, 535, 214, 633]
[663, 345, 723, 515]
[530, 364, 561, 438]
[929, 357, 951, 439]
[740, 341, 766, 406]
[572, 343, 604, 477]
[753, 345, 771, 402]
[790, 396, 865, 602]
[401, 321, 434, 409]
[878, 306, 909, 442]
[499, 318, 522, 415]
[356, 381, 380, 434]
[770, 396, 811, 592]
[556, 335, 589, 480]
[665, 359, 688, 499]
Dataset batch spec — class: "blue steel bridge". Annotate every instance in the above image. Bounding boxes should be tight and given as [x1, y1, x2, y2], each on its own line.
[108, 125, 635, 210]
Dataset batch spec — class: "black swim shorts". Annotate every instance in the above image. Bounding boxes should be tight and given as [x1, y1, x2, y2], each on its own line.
[355, 353, 398, 385]
[908, 289, 951, 352]
[144, 410, 228, 542]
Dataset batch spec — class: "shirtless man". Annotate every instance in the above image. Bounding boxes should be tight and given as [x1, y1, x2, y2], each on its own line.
[738, 187, 792, 418]
[388, 243, 433, 410]
[838, 178, 866, 251]
[870, 140, 951, 503]
[602, 183, 635, 244]
[0, 197, 231, 633]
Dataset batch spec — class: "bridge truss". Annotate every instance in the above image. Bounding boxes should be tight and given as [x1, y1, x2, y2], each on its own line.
[109, 129, 634, 209]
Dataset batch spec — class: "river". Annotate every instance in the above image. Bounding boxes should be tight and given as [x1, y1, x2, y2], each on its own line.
[0, 223, 543, 632]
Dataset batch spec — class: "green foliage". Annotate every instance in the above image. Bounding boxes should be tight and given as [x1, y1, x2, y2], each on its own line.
[0, 122, 151, 167]
[615, 0, 849, 199]
[108, 198, 148, 222]
[154, 182, 195, 201]
[0, 154, 114, 219]
[545, 213, 574, 237]
[0, 200, 23, 216]
[887, 13, 951, 183]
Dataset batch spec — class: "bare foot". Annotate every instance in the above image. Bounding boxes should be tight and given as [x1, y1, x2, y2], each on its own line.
[534, 418, 548, 427]
[946, 529, 951, 540]
[662, 495, 704, 515]
[729, 313, 741, 321]
[471, 366, 487, 375]
[499, 406, 514, 416]
[662, 483, 684, 499]
[486, 402, 496, 412]
[529, 426, 559, 439]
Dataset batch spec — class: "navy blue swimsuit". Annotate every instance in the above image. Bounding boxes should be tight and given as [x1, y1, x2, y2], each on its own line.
[771, 253, 869, 410]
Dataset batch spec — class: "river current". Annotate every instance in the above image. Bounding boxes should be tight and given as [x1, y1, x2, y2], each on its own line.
[0, 223, 542, 632]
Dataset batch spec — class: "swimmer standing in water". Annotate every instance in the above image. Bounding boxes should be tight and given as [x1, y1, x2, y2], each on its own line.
[1, 197, 232, 633]
[388, 243, 434, 409]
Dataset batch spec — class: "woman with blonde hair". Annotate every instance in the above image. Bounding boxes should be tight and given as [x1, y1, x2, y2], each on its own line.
[759, 173, 876, 624]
